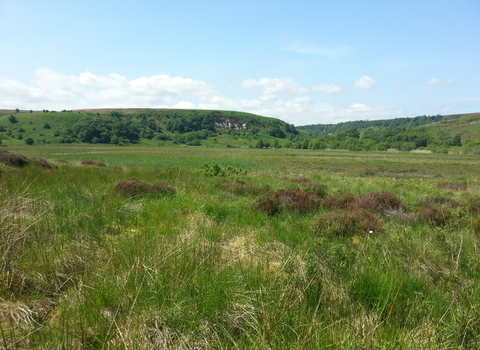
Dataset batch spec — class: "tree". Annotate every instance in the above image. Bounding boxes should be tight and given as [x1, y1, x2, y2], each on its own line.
[8, 115, 17, 123]
[25, 137, 34, 145]
[43, 123, 51, 129]
[15, 108, 20, 113]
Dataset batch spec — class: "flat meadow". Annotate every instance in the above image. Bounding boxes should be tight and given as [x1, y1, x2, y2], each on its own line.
[1, 145, 480, 349]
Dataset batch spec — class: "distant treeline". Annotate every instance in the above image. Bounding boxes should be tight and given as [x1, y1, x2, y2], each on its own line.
[297, 114, 459, 136]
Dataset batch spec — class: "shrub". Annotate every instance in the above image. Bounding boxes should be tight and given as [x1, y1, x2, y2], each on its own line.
[322, 192, 357, 210]
[200, 162, 247, 177]
[354, 191, 403, 213]
[0, 151, 30, 167]
[417, 206, 451, 226]
[113, 178, 175, 198]
[301, 182, 328, 198]
[79, 160, 107, 167]
[276, 189, 320, 213]
[255, 192, 280, 216]
[315, 209, 381, 237]
[30, 158, 58, 169]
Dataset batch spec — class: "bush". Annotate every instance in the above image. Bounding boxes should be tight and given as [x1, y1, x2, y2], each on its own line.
[355, 191, 403, 213]
[276, 189, 321, 213]
[200, 162, 246, 177]
[113, 177, 175, 198]
[255, 192, 280, 216]
[30, 158, 58, 169]
[79, 160, 107, 167]
[417, 206, 451, 226]
[302, 182, 328, 198]
[255, 188, 321, 215]
[0, 151, 30, 167]
[315, 209, 381, 237]
[322, 192, 357, 210]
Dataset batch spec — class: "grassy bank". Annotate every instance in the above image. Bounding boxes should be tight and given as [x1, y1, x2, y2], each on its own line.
[1, 146, 480, 349]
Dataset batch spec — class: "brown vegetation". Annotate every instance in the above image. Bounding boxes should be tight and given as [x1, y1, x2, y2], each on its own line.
[79, 160, 107, 167]
[435, 182, 469, 191]
[315, 209, 382, 237]
[255, 189, 321, 215]
[417, 206, 451, 226]
[0, 150, 30, 167]
[30, 158, 58, 169]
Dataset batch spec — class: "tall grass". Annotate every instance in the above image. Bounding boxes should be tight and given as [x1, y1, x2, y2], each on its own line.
[1, 146, 480, 348]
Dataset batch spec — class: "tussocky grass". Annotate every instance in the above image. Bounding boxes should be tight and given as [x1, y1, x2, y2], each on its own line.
[1, 145, 480, 349]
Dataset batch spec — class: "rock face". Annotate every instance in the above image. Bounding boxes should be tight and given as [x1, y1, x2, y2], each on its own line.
[214, 119, 248, 131]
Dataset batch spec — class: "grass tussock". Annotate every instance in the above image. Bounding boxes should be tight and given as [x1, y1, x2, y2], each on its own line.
[417, 206, 451, 226]
[79, 160, 107, 167]
[113, 177, 176, 198]
[30, 157, 58, 169]
[435, 182, 469, 191]
[0, 150, 30, 167]
[1, 148, 480, 349]
[315, 209, 382, 237]
[255, 188, 321, 215]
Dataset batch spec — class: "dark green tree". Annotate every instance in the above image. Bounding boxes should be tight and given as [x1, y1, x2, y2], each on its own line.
[24, 137, 34, 145]
[8, 115, 17, 123]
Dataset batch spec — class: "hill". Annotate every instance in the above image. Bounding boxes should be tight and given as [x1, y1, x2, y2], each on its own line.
[0, 108, 300, 148]
[296, 113, 465, 136]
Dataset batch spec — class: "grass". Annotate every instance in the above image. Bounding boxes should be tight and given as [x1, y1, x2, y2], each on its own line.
[1, 145, 480, 349]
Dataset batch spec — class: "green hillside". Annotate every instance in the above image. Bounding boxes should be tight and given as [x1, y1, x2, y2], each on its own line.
[297, 114, 463, 136]
[0, 108, 300, 148]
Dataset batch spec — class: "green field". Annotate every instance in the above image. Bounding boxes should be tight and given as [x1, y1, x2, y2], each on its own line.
[1, 145, 480, 349]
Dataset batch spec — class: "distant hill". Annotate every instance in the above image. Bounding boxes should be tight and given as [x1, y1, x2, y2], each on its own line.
[0, 108, 300, 147]
[297, 114, 465, 136]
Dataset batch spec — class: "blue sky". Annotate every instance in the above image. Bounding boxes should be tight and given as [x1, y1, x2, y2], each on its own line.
[1, 0, 479, 125]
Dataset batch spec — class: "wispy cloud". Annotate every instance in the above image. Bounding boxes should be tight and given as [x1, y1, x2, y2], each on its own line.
[241, 77, 308, 101]
[426, 78, 441, 85]
[354, 76, 377, 89]
[281, 42, 352, 59]
[313, 84, 342, 94]
[426, 78, 454, 85]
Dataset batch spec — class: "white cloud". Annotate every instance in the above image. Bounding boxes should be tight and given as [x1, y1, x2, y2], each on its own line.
[0, 69, 403, 126]
[426, 78, 455, 85]
[281, 42, 352, 59]
[354, 76, 377, 89]
[313, 84, 342, 93]
[426, 78, 441, 85]
[241, 78, 308, 101]
[0, 69, 217, 110]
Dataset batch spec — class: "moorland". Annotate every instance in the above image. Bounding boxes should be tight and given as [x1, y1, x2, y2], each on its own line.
[1, 141, 480, 349]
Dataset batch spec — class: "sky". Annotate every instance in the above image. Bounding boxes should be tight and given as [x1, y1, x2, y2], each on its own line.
[0, 0, 479, 126]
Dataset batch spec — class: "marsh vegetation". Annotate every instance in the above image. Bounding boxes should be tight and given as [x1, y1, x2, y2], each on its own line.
[1, 145, 480, 349]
